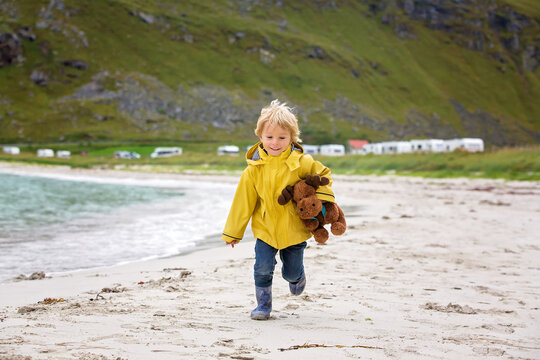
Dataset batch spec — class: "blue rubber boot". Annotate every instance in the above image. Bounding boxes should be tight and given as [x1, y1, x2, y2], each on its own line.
[289, 274, 306, 295]
[250, 286, 272, 320]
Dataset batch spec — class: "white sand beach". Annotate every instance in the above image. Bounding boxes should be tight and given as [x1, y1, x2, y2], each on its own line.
[0, 163, 539, 359]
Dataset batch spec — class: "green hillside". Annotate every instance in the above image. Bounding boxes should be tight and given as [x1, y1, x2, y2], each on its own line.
[1, 0, 539, 146]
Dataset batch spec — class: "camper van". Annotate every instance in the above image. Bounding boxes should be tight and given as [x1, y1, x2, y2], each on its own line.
[319, 144, 346, 156]
[410, 139, 445, 152]
[3, 146, 20, 155]
[302, 144, 319, 155]
[461, 138, 484, 152]
[445, 138, 484, 152]
[217, 145, 239, 156]
[115, 151, 140, 159]
[361, 143, 383, 155]
[380, 141, 413, 154]
[150, 147, 183, 158]
[37, 149, 54, 157]
[56, 150, 71, 158]
[444, 139, 463, 152]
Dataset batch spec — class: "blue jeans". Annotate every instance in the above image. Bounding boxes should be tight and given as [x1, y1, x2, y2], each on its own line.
[254, 239, 307, 287]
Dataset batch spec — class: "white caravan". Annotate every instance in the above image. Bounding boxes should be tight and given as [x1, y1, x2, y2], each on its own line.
[380, 141, 413, 154]
[37, 149, 54, 157]
[217, 145, 239, 156]
[410, 139, 445, 152]
[445, 138, 484, 152]
[56, 150, 71, 158]
[319, 144, 346, 156]
[150, 147, 183, 158]
[3, 146, 20, 155]
[362, 143, 383, 155]
[302, 144, 319, 155]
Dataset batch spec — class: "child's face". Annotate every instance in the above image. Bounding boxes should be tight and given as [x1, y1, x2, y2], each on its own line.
[259, 123, 292, 156]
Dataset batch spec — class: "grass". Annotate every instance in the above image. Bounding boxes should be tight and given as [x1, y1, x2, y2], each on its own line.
[0, 1, 539, 145]
[1, 144, 539, 181]
[503, 0, 540, 16]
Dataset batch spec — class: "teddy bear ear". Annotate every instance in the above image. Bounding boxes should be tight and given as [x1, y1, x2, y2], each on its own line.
[278, 185, 294, 205]
[320, 176, 330, 186]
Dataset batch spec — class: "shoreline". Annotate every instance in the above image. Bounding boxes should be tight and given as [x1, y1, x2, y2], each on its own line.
[1, 162, 539, 359]
[0, 224, 250, 286]
[0, 161, 242, 186]
[0, 241, 255, 308]
[0, 162, 249, 283]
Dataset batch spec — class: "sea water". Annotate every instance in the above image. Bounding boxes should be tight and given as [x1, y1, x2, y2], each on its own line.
[0, 172, 238, 281]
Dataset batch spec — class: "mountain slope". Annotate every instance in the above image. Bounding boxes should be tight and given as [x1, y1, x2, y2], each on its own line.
[0, 0, 539, 146]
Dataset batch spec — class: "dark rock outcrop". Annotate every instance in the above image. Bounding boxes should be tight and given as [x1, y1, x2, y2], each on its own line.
[62, 59, 88, 70]
[16, 27, 36, 41]
[61, 73, 261, 134]
[30, 70, 49, 86]
[522, 45, 539, 72]
[0, 32, 23, 67]
[307, 46, 329, 60]
[362, 0, 540, 71]
[138, 12, 155, 24]
[320, 96, 459, 140]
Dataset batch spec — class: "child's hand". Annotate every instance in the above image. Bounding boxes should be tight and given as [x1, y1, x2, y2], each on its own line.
[226, 240, 240, 248]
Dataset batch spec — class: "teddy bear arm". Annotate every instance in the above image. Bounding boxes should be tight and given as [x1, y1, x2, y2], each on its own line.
[330, 205, 347, 236]
[323, 202, 339, 223]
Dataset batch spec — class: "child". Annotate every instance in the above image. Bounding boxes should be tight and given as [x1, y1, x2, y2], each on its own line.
[222, 99, 335, 320]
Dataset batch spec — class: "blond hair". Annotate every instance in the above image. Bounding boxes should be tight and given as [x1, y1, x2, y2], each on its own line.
[254, 99, 301, 143]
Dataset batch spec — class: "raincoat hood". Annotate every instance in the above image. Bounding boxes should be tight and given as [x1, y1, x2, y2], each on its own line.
[246, 142, 304, 171]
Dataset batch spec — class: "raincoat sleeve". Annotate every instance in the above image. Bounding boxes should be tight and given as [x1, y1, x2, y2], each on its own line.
[305, 156, 335, 203]
[222, 169, 258, 243]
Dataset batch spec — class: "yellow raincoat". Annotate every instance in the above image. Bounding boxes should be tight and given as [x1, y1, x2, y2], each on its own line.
[222, 142, 335, 249]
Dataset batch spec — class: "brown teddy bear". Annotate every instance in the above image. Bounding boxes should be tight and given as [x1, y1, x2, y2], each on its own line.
[277, 174, 346, 244]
